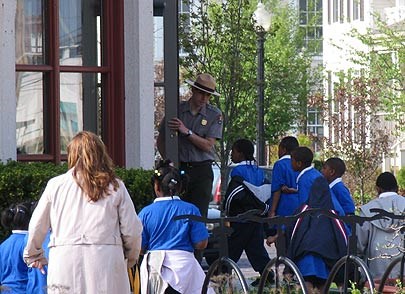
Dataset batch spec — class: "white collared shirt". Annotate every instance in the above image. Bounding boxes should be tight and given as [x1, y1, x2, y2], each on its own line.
[296, 166, 314, 184]
[235, 160, 256, 166]
[279, 155, 291, 160]
[154, 196, 181, 203]
[11, 230, 28, 234]
[329, 177, 342, 189]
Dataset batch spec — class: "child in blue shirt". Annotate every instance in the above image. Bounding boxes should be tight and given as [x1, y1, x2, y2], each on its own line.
[139, 160, 210, 294]
[321, 157, 355, 215]
[0, 201, 34, 293]
[270, 136, 300, 218]
[268, 137, 299, 244]
[289, 147, 347, 292]
[291, 147, 323, 205]
[224, 139, 274, 287]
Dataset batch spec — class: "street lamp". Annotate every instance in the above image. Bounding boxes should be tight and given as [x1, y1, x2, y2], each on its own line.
[252, 2, 271, 166]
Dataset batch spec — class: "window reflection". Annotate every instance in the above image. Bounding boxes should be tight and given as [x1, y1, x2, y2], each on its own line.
[15, 0, 45, 65]
[59, 0, 103, 66]
[154, 16, 164, 82]
[16, 72, 45, 154]
[60, 72, 101, 153]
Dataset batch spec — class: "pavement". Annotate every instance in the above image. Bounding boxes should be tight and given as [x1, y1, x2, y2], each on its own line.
[237, 242, 277, 281]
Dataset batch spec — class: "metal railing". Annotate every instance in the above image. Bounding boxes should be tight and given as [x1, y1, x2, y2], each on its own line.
[175, 208, 404, 294]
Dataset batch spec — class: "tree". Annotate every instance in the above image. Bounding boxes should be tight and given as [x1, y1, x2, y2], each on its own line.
[179, 0, 317, 169]
[346, 14, 405, 131]
[316, 13, 404, 203]
[313, 72, 390, 204]
[398, 166, 405, 194]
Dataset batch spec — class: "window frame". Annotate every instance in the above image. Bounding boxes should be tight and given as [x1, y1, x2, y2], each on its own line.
[15, 0, 125, 165]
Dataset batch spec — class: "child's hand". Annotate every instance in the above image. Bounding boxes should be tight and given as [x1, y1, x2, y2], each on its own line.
[266, 234, 278, 246]
[29, 260, 46, 275]
[281, 185, 298, 194]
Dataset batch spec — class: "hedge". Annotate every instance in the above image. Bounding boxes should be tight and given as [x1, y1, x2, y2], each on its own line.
[0, 161, 154, 242]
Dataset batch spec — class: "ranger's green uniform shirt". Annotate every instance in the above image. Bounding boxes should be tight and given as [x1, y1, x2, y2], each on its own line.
[159, 100, 223, 162]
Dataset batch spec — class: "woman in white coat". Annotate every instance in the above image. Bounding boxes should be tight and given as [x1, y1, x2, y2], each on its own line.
[24, 131, 143, 294]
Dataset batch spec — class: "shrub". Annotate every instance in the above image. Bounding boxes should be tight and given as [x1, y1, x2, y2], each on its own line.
[0, 161, 68, 209]
[0, 161, 154, 242]
[116, 167, 155, 211]
[397, 167, 405, 194]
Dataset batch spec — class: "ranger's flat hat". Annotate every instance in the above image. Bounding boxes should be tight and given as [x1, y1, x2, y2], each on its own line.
[186, 73, 220, 96]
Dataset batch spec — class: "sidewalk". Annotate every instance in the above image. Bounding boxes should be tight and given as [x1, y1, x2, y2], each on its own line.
[237, 242, 277, 282]
[203, 241, 277, 285]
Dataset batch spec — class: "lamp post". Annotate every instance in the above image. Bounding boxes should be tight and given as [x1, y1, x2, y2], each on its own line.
[252, 2, 271, 166]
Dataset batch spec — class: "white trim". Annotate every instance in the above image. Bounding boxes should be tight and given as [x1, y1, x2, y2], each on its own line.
[329, 177, 342, 189]
[296, 166, 314, 184]
[225, 185, 244, 215]
[279, 155, 291, 160]
[11, 230, 28, 234]
[235, 160, 256, 166]
[154, 196, 181, 202]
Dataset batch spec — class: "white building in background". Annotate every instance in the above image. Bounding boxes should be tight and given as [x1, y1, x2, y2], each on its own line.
[323, 0, 405, 171]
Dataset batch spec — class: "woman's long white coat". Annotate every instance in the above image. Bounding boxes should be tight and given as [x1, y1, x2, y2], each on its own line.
[24, 169, 142, 294]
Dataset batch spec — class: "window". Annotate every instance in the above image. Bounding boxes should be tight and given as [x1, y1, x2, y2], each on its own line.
[299, 0, 323, 54]
[307, 108, 323, 137]
[15, 0, 125, 164]
[328, 0, 331, 24]
[353, 0, 359, 20]
[331, 0, 346, 23]
[333, 0, 338, 22]
[347, 0, 351, 22]
[339, 0, 344, 23]
[178, 0, 191, 56]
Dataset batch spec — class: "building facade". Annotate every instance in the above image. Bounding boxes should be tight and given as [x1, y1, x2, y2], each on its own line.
[323, 0, 405, 171]
[2, 0, 403, 171]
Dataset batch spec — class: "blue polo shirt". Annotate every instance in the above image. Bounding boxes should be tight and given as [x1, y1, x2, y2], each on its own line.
[231, 161, 265, 186]
[330, 178, 355, 215]
[296, 167, 347, 217]
[139, 196, 209, 252]
[271, 156, 300, 216]
[0, 231, 28, 294]
[296, 166, 322, 205]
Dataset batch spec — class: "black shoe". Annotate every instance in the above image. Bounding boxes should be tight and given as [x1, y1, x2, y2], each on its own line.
[266, 270, 275, 284]
[250, 270, 275, 287]
[250, 278, 261, 287]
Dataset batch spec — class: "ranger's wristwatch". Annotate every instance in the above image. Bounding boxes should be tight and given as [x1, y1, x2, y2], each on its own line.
[185, 129, 193, 137]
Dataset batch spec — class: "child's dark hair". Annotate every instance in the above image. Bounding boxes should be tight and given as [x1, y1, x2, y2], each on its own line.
[376, 172, 398, 192]
[280, 136, 299, 153]
[232, 139, 255, 161]
[1, 201, 35, 230]
[324, 157, 346, 177]
[153, 160, 184, 196]
[291, 147, 313, 167]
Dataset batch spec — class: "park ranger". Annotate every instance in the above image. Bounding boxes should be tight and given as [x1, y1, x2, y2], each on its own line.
[157, 73, 223, 218]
